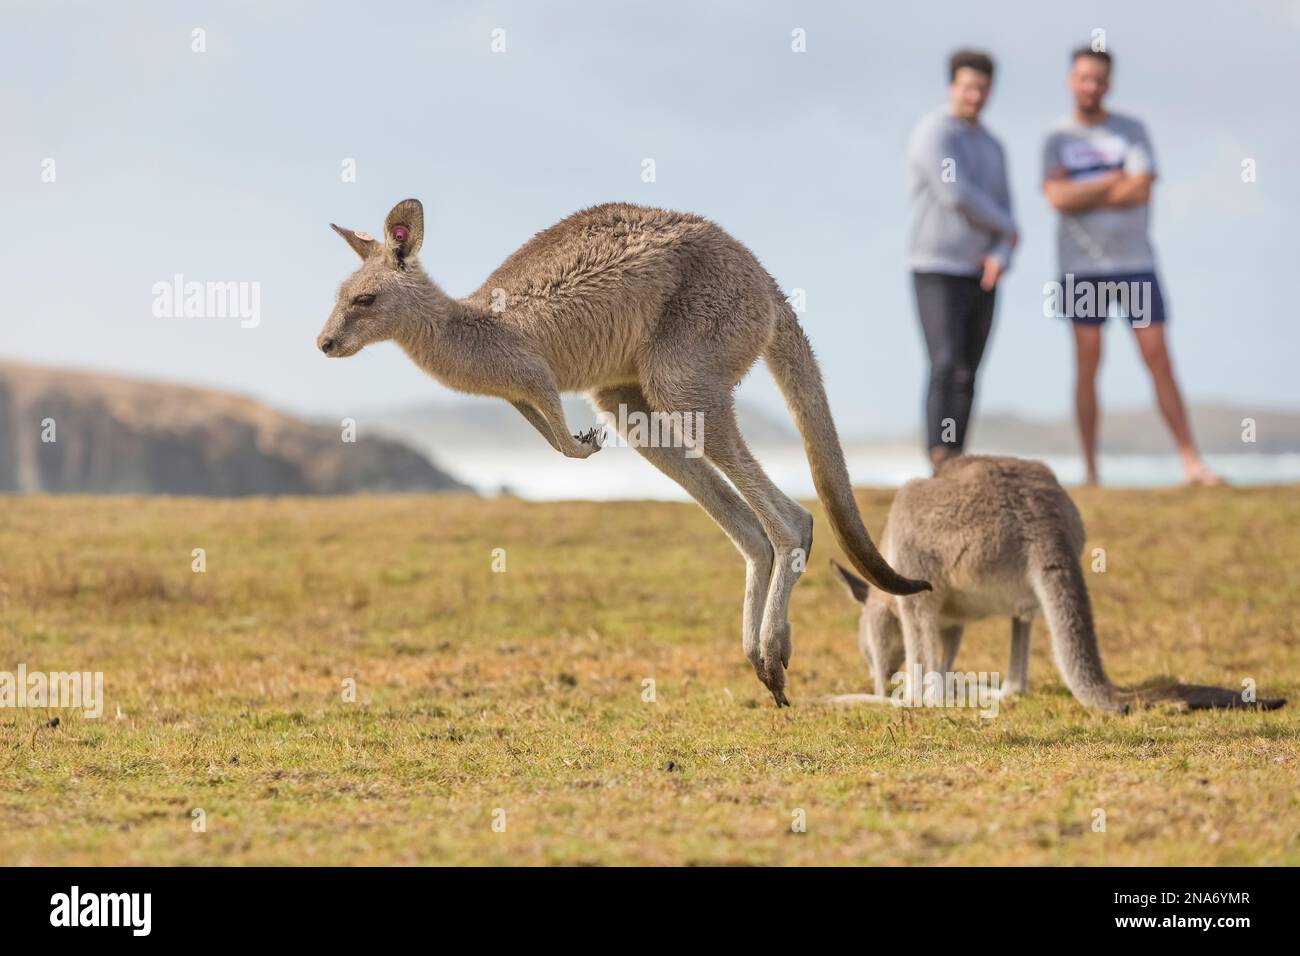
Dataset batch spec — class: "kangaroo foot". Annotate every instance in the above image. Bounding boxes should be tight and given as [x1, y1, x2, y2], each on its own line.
[752, 648, 789, 707]
[754, 621, 792, 707]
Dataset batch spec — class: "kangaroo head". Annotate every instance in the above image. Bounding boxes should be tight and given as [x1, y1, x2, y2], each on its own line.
[317, 199, 431, 358]
[831, 560, 904, 696]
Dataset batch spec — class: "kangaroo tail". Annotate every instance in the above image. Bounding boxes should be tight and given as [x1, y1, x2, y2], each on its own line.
[1032, 560, 1287, 712]
[1031, 560, 1127, 712]
[1123, 683, 1287, 711]
[763, 303, 929, 595]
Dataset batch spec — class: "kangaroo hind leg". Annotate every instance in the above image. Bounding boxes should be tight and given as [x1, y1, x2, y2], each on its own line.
[640, 374, 804, 706]
[589, 384, 774, 693]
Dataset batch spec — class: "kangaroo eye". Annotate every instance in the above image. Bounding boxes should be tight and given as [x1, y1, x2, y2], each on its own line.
[352, 294, 376, 307]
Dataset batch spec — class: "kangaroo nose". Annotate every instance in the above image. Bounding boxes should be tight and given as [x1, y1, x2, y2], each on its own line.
[320, 337, 335, 354]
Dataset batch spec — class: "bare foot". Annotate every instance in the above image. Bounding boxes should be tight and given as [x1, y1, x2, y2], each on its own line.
[929, 446, 955, 475]
[1184, 463, 1227, 487]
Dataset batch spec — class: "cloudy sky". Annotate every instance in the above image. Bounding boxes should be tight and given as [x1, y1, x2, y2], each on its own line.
[3, 0, 1297, 437]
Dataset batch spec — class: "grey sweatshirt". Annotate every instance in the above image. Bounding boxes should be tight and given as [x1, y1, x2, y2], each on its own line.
[906, 109, 1017, 276]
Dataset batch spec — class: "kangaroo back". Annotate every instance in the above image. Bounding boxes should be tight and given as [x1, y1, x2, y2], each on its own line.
[764, 305, 929, 596]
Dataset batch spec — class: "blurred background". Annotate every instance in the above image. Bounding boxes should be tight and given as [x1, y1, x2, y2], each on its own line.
[3, 0, 1298, 499]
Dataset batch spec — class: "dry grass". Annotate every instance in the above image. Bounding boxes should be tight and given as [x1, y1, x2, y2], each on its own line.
[0, 486, 1297, 865]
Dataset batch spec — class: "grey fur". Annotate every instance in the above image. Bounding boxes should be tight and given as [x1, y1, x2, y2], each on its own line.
[831, 455, 1286, 712]
[317, 199, 930, 706]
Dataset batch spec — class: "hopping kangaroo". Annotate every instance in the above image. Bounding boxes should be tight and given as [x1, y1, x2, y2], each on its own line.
[831, 455, 1285, 712]
[316, 199, 930, 706]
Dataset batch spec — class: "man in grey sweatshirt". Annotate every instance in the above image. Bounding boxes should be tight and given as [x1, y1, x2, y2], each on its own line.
[906, 49, 1018, 469]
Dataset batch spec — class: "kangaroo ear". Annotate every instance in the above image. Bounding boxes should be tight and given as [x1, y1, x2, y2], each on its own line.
[330, 223, 379, 261]
[830, 559, 870, 604]
[384, 198, 424, 265]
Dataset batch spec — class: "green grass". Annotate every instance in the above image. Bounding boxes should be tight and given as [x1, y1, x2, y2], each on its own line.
[1, 486, 1297, 865]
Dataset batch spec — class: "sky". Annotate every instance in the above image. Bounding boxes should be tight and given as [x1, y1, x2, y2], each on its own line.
[3, 0, 1298, 438]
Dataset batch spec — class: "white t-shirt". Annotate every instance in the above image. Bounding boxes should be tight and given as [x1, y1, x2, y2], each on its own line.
[1042, 112, 1158, 275]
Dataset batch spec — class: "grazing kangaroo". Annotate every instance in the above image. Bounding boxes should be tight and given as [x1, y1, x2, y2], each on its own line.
[830, 455, 1285, 712]
[316, 199, 930, 706]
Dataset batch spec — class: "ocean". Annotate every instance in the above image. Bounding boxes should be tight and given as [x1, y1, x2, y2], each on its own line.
[437, 445, 1300, 501]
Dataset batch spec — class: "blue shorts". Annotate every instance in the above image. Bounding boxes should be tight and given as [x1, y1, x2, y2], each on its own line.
[1056, 272, 1167, 327]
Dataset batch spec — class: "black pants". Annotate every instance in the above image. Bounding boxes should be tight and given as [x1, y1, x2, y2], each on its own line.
[912, 272, 996, 453]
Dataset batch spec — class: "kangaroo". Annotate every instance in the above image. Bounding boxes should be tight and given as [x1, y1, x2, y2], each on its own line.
[830, 455, 1285, 712]
[315, 199, 930, 706]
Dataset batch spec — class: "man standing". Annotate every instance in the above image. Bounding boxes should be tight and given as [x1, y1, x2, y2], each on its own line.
[907, 49, 1017, 470]
[1042, 47, 1222, 486]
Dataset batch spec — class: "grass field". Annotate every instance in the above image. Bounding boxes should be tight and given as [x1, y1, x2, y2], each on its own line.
[1, 486, 1297, 865]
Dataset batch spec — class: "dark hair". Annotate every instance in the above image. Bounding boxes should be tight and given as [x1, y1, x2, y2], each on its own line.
[948, 49, 994, 82]
[1072, 46, 1113, 70]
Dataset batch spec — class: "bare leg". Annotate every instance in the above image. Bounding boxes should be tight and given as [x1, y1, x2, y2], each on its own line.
[939, 626, 963, 674]
[1072, 324, 1103, 486]
[1006, 616, 1032, 696]
[589, 385, 774, 688]
[1131, 324, 1224, 486]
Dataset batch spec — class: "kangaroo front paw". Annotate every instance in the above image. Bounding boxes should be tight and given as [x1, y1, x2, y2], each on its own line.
[574, 426, 602, 446]
[570, 426, 604, 458]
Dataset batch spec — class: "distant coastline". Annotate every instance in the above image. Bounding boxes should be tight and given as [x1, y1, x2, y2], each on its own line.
[425, 444, 1300, 502]
[368, 396, 1300, 500]
[4, 360, 1295, 499]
